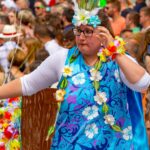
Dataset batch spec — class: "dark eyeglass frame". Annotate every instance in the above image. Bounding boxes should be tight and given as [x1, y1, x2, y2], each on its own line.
[73, 28, 95, 37]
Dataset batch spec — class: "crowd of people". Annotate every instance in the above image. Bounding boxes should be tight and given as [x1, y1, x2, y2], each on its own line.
[0, 0, 149, 149]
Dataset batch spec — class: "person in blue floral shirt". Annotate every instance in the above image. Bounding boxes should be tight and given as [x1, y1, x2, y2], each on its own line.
[0, 0, 150, 149]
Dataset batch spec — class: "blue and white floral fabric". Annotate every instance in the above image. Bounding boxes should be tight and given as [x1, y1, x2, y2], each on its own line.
[51, 47, 149, 150]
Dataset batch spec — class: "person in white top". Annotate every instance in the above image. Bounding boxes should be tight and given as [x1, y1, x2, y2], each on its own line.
[0, 25, 21, 73]
[34, 24, 67, 55]
[0, 40, 18, 73]
[45, 39, 67, 55]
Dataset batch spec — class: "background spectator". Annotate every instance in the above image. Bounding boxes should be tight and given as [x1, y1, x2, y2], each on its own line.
[8, 8, 18, 25]
[134, 0, 147, 12]
[34, 0, 47, 24]
[106, 0, 126, 35]
[119, 0, 133, 17]
[125, 11, 141, 33]
[17, 9, 35, 38]
[140, 6, 150, 31]
[14, 0, 30, 10]
[120, 29, 133, 39]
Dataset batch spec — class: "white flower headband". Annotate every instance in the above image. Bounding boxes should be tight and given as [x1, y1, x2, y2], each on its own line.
[72, 0, 101, 28]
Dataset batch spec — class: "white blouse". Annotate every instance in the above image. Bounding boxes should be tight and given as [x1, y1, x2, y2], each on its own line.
[21, 49, 150, 96]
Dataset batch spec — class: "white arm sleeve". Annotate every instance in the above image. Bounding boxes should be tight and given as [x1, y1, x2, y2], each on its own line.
[20, 49, 68, 96]
[21, 51, 149, 96]
[120, 55, 150, 92]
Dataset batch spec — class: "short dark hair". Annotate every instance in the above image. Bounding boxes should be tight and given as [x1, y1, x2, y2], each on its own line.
[107, 0, 121, 12]
[0, 15, 10, 24]
[63, 8, 74, 23]
[48, 13, 63, 30]
[34, 24, 55, 39]
[120, 29, 132, 35]
[97, 9, 115, 37]
[128, 11, 140, 26]
[140, 7, 150, 17]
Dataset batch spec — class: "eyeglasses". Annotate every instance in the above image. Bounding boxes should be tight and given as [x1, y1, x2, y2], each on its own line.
[73, 28, 95, 37]
[34, 6, 41, 9]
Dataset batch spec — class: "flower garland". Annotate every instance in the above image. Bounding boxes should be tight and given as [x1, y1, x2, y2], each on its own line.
[0, 97, 21, 150]
[47, 36, 126, 138]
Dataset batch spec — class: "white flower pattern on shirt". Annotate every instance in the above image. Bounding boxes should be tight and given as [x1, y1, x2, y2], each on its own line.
[122, 126, 133, 140]
[85, 123, 98, 139]
[82, 105, 99, 120]
[72, 73, 85, 85]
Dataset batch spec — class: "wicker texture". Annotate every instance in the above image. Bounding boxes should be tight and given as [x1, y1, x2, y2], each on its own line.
[21, 88, 58, 150]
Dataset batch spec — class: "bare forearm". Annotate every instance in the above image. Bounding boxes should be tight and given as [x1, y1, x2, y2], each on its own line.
[0, 79, 22, 99]
[116, 54, 146, 84]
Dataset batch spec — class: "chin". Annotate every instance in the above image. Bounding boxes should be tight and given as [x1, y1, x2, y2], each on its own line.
[78, 44, 88, 50]
[78, 46, 89, 53]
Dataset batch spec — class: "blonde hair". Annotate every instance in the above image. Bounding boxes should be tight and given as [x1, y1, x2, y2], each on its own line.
[24, 37, 43, 64]
[8, 48, 26, 67]
[127, 32, 145, 65]
[17, 9, 35, 26]
[0, 65, 4, 72]
[0, 65, 5, 85]
[126, 0, 133, 7]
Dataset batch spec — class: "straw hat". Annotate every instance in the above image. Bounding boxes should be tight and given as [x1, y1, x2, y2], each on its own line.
[0, 25, 22, 39]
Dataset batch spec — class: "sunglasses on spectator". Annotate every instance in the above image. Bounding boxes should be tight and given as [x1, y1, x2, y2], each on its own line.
[34, 5, 44, 9]
[104, 6, 109, 10]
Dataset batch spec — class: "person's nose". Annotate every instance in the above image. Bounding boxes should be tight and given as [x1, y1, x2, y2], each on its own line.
[79, 32, 86, 39]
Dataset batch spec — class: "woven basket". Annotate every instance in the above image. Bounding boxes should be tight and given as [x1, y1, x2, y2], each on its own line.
[21, 88, 58, 150]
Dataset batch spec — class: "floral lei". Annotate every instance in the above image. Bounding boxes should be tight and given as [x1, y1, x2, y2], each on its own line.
[0, 97, 21, 149]
[47, 36, 126, 139]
